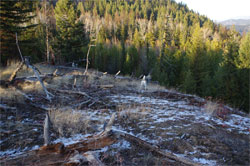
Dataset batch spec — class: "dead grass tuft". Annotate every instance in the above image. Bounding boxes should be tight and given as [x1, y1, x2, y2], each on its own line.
[0, 63, 57, 81]
[49, 109, 90, 137]
[19, 81, 46, 94]
[0, 62, 21, 80]
[117, 104, 151, 122]
[203, 101, 219, 117]
[0, 87, 25, 103]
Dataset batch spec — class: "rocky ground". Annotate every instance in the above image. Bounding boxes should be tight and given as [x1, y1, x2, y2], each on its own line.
[0, 64, 249, 165]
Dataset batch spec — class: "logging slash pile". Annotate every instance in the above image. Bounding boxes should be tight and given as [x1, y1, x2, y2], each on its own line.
[0, 63, 249, 166]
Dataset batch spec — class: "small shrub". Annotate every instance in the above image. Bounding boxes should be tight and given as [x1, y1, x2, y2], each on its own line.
[117, 104, 151, 123]
[49, 109, 90, 137]
[203, 101, 219, 117]
[204, 101, 230, 120]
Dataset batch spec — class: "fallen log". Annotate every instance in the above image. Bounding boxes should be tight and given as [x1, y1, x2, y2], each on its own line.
[1, 113, 200, 166]
[52, 89, 91, 98]
[12, 72, 62, 82]
[0, 116, 117, 166]
[98, 84, 114, 89]
[115, 130, 200, 166]
[8, 62, 24, 83]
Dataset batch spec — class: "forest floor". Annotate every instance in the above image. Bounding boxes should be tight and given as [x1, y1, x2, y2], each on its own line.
[0, 64, 249, 166]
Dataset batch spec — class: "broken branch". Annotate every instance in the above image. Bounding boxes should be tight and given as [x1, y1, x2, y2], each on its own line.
[8, 62, 24, 83]
[14, 33, 53, 101]
[44, 113, 50, 146]
[52, 89, 91, 98]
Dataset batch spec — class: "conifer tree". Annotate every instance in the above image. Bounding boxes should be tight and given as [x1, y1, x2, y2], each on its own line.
[187, 23, 207, 95]
[182, 70, 196, 94]
[54, 0, 87, 62]
[0, 0, 37, 65]
[237, 32, 250, 69]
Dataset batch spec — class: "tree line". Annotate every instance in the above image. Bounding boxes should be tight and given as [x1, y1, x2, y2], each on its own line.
[0, 0, 249, 112]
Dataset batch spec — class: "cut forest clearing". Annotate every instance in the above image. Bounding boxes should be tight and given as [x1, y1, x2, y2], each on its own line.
[0, 64, 249, 166]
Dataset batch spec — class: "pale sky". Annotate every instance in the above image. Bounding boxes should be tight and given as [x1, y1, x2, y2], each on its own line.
[175, 0, 250, 21]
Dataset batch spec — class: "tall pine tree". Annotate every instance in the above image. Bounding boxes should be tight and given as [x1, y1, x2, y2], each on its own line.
[54, 0, 87, 63]
[0, 0, 37, 65]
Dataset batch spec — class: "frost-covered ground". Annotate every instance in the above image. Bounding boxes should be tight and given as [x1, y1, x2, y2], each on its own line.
[1, 84, 249, 165]
[106, 91, 250, 165]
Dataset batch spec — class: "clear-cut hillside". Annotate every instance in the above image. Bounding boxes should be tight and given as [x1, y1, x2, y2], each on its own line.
[0, 64, 249, 165]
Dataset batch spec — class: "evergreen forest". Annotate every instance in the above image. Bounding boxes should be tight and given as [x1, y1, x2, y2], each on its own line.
[1, 0, 249, 112]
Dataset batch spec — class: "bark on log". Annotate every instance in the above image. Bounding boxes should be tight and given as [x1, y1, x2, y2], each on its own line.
[0, 130, 116, 166]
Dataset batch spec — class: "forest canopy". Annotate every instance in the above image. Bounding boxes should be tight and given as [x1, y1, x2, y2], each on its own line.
[0, 0, 249, 112]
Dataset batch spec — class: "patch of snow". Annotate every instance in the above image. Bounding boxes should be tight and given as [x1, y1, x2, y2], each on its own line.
[108, 93, 249, 165]
[110, 94, 250, 137]
[193, 157, 217, 166]
[53, 133, 92, 146]
[0, 148, 23, 157]
[111, 140, 131, 149]
[31, 145, 39, 150]
[211, 114, 250, 135]
[7, 116, 14, 120]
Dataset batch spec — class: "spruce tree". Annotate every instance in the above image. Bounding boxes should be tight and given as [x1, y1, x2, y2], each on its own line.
[187, 23, 207, 95]
[237, 32, 250, 69]
[182, 70, 196, 94]
[0, 0, 37, 65]
[54, 0, 87, 63]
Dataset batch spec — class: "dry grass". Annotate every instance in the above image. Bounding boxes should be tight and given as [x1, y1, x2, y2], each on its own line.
[98, 74, 165, 92]
[0, 62, 57, 81]
[1, 63, 165, 110]
[203, 101, 219, 117]
[49, 109, 90, 137]
[0, 87, 25, 103]
[0, 62, 21, 80]
[47, 75, 74, 89]
[1, 61, 165, 92]
[145, 82, 165, 92]
[117, 104, 151, 122]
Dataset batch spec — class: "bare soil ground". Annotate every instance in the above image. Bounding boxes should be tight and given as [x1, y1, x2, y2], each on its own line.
[0, 64, 249, 165]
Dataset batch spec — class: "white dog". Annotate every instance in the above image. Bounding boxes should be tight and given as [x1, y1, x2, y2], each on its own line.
[140, 75, 147, 90]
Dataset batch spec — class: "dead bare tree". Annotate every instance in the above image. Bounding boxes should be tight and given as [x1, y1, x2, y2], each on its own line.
[9, 33, 54, 101]
[84, 39, 96, 75]
[24, 56, 53, 101]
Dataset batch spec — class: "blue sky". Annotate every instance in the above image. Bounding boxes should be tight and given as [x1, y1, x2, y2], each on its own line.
[175, 0, 250, 21]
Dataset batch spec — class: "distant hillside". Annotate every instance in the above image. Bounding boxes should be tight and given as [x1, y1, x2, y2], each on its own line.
[219, 19, 250, 33]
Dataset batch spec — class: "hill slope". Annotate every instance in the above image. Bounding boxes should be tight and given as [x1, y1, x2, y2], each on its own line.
[1, 64, 249, 165]
[220, 19, 250, 33]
